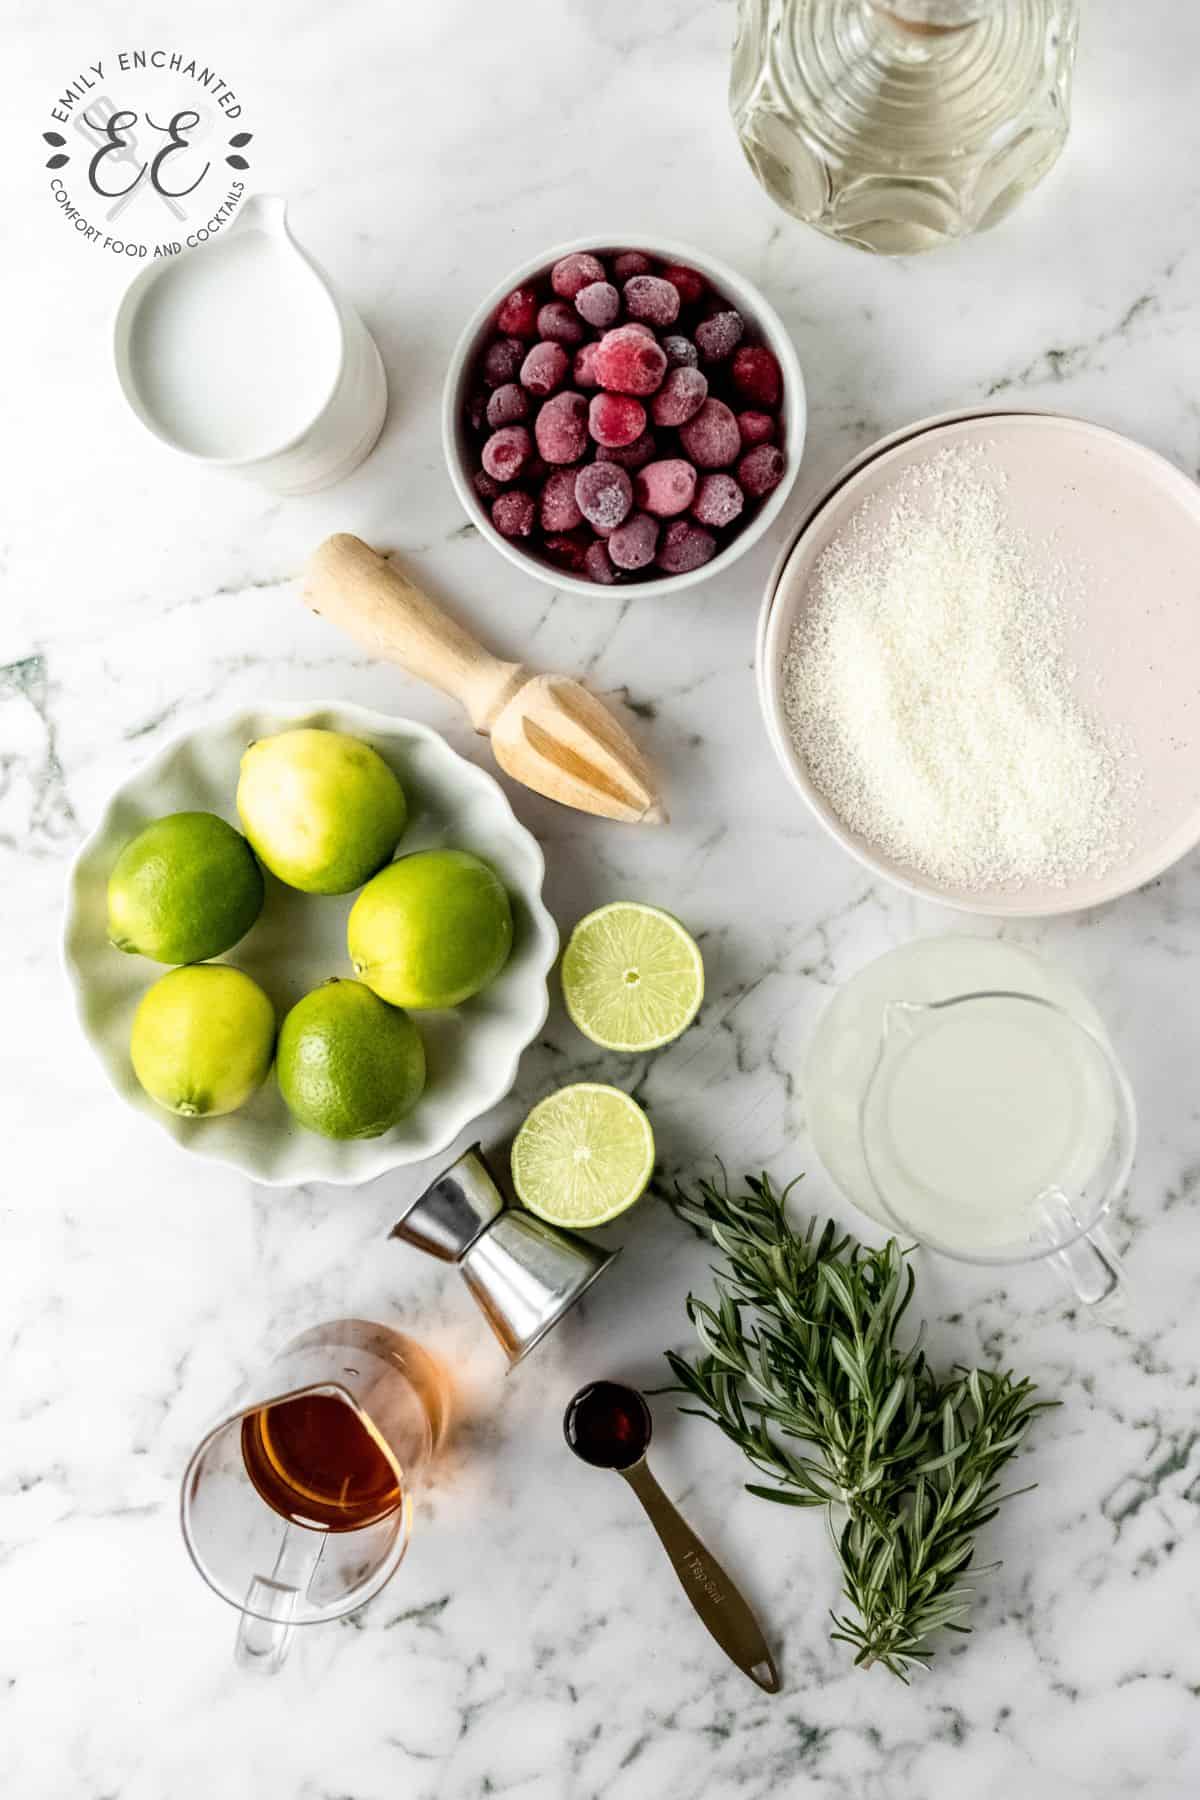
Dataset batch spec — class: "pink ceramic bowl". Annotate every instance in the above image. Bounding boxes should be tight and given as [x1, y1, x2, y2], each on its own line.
[757, 412, 1200, 916]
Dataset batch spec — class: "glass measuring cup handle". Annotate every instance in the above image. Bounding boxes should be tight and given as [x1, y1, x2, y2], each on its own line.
[233, 1524, 326, 1674]
[1039, 1192, 1127, 1314]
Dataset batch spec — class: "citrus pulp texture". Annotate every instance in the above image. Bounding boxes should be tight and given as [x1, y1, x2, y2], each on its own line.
[236, 728, 407, 895]
[130, 964, 275, 1117]
[107, 810, 264, 963]
[348, 849, 513, 1009]
[561, 902, 704, 1051]
[510, 1082, 655, 1227]
[276, 978, 426, 1140]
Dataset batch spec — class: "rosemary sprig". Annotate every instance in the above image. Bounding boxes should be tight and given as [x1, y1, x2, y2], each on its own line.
[663, 1170, 1054, 1681]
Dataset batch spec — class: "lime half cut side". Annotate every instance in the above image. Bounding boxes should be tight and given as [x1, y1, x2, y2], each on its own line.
[511, 1083, 655, 1228]
[561, 902, 704, 1053]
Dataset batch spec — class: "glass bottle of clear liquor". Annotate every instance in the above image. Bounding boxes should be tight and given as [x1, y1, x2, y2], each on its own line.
[731, 0, 1079, 254]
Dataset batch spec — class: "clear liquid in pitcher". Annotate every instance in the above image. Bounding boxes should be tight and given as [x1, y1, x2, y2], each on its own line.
[861, 989, 1118, 1255]
[804, 936, 1117, 1253]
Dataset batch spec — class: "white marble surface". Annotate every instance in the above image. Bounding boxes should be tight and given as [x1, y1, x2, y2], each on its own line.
[6, 3, 1200, 1795]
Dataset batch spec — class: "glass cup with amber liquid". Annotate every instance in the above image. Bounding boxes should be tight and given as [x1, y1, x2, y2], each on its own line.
[181, 1320, 450, 1670]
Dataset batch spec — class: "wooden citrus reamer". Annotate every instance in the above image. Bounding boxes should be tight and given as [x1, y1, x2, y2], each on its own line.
[303, 535, 665, 825]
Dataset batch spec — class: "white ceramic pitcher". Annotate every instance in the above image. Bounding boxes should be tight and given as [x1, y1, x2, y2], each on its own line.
[113, 194, 387, 493]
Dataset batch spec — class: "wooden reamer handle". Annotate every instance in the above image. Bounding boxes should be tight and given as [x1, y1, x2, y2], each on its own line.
[302, 534, 527, 732]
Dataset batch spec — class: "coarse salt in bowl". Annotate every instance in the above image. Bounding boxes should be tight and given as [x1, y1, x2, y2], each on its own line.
[442, 235, 806, 597]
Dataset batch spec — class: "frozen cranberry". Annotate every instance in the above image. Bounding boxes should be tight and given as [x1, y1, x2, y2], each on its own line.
[623, 275, 681, 327]
[678, 398, 741, 469]
[593, 326, 667, 396]
[650, 366, 708, 428]
[573, 341, 602, 388]
[520, 340, 569, 396]
[481, 425, 534, 482]
[738, 443, 786, 497]
[491, 490, 535, 539]
[575, 461, 633, 531]
[657, 518, 717, 574]
[550, 252, 606, 300]
[589, 392, 647, 449]
[662, 334, 698, 369]
[730, 345, 782, 409]
[496, 285, 540, 339]
[596, 431, 657, 471]
[538, 301, 587, 348]
[634, 458, 697, 518]
[465, 386, 489, 432]
[584, 539, 619, 585]
[660, 263, 706, 307]
[535, 390, 588, 464]
[486, 383, 529, 428]
[612, 250, 653, 281]
[482, 336, 526, 387]
[694, 310, 745, 364]
[737, 409, 777, 448]
[543, 529, 591, 572]
[575, 281, 620, 329]
[473, 468, 504, 502]
[608, 511, 660, 571]
[692, 472, 744, 528]
[540, 468, 584, 532]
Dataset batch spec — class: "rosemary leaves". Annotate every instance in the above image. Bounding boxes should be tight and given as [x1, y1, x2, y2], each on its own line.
[664, 1171, 1054, 1681]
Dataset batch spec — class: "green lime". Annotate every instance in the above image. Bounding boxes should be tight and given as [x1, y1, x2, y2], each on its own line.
[130, 964, 275, 1117]
[561, 902, 704, 1052]
[276, 978, 426, 1140]
[347, 849, 513, 1009]
[510, 1083, 655, 1228]
[236, 728, 407, 895]
[107, 811, 264, 964]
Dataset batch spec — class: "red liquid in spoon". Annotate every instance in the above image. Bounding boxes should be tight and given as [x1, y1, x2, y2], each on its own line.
[563, 1381, 652, 1470]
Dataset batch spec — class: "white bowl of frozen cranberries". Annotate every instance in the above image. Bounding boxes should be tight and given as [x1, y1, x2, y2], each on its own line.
[442, 237, 806, 594]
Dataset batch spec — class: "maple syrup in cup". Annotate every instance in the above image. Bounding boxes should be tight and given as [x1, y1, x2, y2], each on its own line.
[180, 1321, 449, 1670]
[113, 194, 387, 494]
[241, 1391, 403, 1532]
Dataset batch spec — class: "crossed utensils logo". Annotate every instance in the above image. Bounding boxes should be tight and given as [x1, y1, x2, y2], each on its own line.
[43, 99, 251, 225]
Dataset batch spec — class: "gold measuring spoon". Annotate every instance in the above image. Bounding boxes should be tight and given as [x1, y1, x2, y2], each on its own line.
[563, 1381, 780, 1693]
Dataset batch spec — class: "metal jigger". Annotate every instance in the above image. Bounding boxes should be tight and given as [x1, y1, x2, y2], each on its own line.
[390, 1145, 617, 1365]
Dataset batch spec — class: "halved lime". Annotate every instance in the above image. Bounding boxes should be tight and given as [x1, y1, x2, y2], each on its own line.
[511, 1082, 655, 1228]
[561, 903, 704, 1053]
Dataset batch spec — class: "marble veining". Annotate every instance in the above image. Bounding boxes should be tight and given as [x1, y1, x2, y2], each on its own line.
[5, 1, 1200, 1795]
